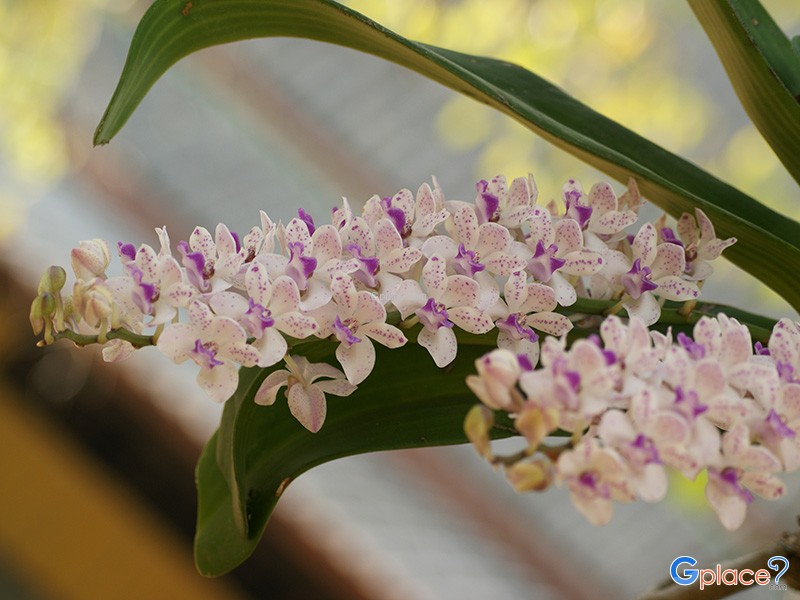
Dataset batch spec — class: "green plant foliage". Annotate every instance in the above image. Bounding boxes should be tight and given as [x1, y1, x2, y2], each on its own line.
[95, 0, 800, 311]
[689, 0, 800, 184]
[196, 340, 515, 575]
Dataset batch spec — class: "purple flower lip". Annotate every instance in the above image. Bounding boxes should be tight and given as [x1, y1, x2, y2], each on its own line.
[178, 240, 210, 291]
[628, 434, 661, 465]
[130, 266, 158, 314]
[517, 354, 534, 372]
[765, 409, 796, 440]
[476, 179, 500, 223]
[243, 298, 274, 336]
[660, 227, 684, 247]
[564, 196, 593, 229]
[231, 230, 242, 254]
[285, 241, 317, 291]
[193, 339, 224, 369]
[333, 316, 361, 347]
[298, 208, 316, 236]
[587, 334, 616, 365]
[754, 341, 770, 356]
[382, 197, 410, 238]
[677, 331, 706, 360]
[602, 349, 617, 365]
[717, 467, 754, 504]
[578, 471, 610, 498]
[496, 313, 538, 344]
[776, 361, 798, 384]
[621, 258, 658, 299]
[674, 386, 707, 418]
[346, 243, 380, 288]
[118, 242, 136, 262]
[415, 297, 453, 331]
[551, 356, 580, 392]
[526, 240, 565, 283]
[452, 243, 485, 278]
[564, 370, 581, 392]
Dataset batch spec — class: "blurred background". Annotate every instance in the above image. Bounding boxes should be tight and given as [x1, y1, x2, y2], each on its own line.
[1, 0, 799, 598]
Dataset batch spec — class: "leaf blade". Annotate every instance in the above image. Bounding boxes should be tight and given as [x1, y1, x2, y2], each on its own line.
[195, 341, 513, 576]
[97, 0, 800, 310]
[689, 0, 800, 184]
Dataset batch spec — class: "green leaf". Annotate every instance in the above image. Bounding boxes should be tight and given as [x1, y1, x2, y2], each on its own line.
[689, 0, 800, 184]
[97, 0, 800, 310]
[195, 341, 514, 576]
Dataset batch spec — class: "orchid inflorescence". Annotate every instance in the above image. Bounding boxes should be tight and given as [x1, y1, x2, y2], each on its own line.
[466, 315, 800, 530]
[34, 172, 788, 529]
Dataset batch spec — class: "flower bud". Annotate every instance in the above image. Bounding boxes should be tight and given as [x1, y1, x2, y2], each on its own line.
[71, 239, 110, 280]
[30, 292, 56, 335]
[38, 265, 66, 294]
[515, 404, 559, 453]
[73, 280, 114, 329]
[506, 458, 553, 492]
[466, 349, 521, 410]
[464, 404, 495, 460]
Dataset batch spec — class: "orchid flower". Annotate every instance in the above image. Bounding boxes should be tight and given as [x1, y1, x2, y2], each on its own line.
[315, 272, 407, 385]
[254, 355, 357, 432]
[209, 262, 319, 367]
[156, 299, 259, 402]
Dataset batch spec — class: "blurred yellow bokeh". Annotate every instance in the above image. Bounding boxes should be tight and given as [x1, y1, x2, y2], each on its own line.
[0, 0, 107, 237]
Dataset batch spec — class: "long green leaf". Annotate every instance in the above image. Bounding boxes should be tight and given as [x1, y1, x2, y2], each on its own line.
[96, 0, 800, 310]
[195, 341, 514, 576]
[689, 0, 800, 185]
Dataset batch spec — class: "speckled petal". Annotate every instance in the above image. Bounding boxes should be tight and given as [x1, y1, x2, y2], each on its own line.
[418, 326, 457, 368]
[285, 217, 312, 247]
[288, 384, 327, 433]
[197, 362, 239, 403]
[650, 243, 686, 278]
[454, 205, 479, 248]
[654, 276, 699, 301]
[448, 306, 493, 334]
[336, 337, 376, 385]
[527, 312, 572, 336]
[622, 293, 661, 326]
[330, 272, 358, 317]
[374, 218, 403, 255]
[632, 223, 657, 265]
[443, 274, 479, 307]
[253, 329, 288, 367]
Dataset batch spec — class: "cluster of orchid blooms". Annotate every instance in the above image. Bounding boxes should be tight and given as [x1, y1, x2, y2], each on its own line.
[31, 172, 798, 529]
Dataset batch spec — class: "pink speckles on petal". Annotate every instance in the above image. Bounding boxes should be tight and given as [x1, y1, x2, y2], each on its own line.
[331, 272, 358, 316]
[443, 275, 479, 307]
[448, 306, 493, 334]
[651, 243, 686, 278]
[361, 322, 407, 348]
[633, 223, 657, 265]
[419, 326, 458, 368]
[588, 181, 617, 213]
[655, 276, 699, 301]
[422, 255, 449, 299]
[477, 222, 510, 253]
[454, 205, 479, 248]
[312, 225, 343, 265]
[374, 218, 403, 255]
[288, 384, 327, 433]
[527, 312, 572, 336]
